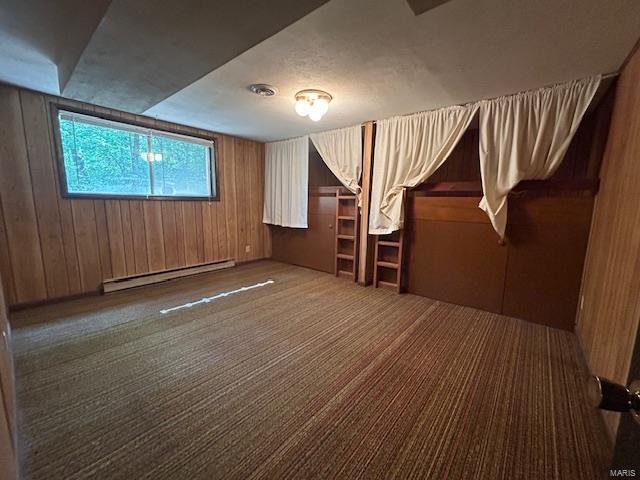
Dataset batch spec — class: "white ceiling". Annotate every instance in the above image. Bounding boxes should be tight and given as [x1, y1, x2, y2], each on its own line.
[145, 0, 640, 142]
[1, 0, 639, 143]
[61, 0, 329, 112]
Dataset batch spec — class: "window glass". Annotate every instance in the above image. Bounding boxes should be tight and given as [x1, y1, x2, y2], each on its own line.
[57, 110, 215, 199]
[151, 134, 213, 197]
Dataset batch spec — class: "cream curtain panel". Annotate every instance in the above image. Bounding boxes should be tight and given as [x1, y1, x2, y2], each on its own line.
[310, 125, 362, 196]
[263, 136, 309, 228]
[478, 75, 601, 238]
[369, 105, 478, 234]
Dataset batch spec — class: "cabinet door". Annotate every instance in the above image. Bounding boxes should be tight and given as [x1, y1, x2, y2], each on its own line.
[0, 275, 17, 479]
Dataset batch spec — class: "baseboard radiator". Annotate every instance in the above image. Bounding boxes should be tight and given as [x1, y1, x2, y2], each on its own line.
[102, 259, 235, 293]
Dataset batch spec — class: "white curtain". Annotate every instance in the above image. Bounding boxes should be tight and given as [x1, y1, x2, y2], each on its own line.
[369, 105, 478, 234]
[263, 136, 309, 228]
[478, 75, 601, 238]
[310, 125, 362, 196]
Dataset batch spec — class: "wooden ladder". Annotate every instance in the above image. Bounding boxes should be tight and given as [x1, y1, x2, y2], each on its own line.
[335, 188, 359, 281]
[373, 230, 405, 293]
[373, 188, 407, 293]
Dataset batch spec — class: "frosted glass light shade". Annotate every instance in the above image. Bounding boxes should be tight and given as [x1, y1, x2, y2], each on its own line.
[294, 89, 332, 121]
[314, 98, 329, 115]
[295, 99, 310, 116]
[308, 109, 323, 122]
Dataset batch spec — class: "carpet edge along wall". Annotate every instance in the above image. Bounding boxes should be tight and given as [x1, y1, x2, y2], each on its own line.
[0, 82, 270, 307]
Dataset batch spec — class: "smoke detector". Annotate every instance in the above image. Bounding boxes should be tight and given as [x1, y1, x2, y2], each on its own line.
[249, 84, 278, 97]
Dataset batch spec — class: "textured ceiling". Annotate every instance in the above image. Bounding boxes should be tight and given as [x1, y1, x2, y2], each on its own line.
[62, 0, 330, 112]
[0, 0, 111, 94]
[145, 0, 640, 141]
[1, 0, 639, 142]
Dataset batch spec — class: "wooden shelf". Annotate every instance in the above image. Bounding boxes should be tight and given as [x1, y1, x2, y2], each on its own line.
[378, 240, 400, 247]
[337, 270, 355, 278]
[338, 195, 357, 200]
[377, 261, 399, 269]
[337, 253, 354, 260]
[377, 280, 398, 289]
[337, 215, 355, 221]
[337, 234, 355, 240]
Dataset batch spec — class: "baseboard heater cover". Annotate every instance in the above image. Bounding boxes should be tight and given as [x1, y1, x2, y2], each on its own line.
[102, 259, 235, 293]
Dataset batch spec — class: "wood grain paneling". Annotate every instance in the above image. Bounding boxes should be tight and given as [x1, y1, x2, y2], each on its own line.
[406, 194, 594, 330]
[577, 45, 640, 439]
[0, 87, 47, 304]
[0, 273, 17, 479]
[358, 122, 375, 286]
[503, 197, 594, 330]
[0, 83, 268, 307]
[309, 150, 341, 187]
[407, 201, 507, 313]
[402, 85, 613, 330]
[270, 190, 337, 274]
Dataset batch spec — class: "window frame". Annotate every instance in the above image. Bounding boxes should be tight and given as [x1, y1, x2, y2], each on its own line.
[50, 103, 220, 202]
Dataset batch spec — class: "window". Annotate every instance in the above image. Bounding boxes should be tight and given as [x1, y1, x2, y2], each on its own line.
[53, 107, 217, 200]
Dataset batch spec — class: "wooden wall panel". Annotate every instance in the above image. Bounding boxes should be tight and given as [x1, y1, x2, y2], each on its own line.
[309, 150, 341, 187]
[105, 201, 126, 278]
[502, 197, 594, 330]
[577, 45, 640, 439]
[405, 195, 594, 330]
[407, 197, 507, 312]
[94, 201, 113, 280]
[0, 83, 268, 307]
[0, 207, 16, 304]
[20, 90, 70, 299]
[270, 192, 337, 274]
[71, 200, 103, 291]
[0, 273, 18, 479]
[234, 139, 249, 262]
[129, 201, 150, 274]
[0, 87, 47, 303]
[119, 202, 136, 277]
[143, 202, 165, 272]
[160, 202, 179, 270]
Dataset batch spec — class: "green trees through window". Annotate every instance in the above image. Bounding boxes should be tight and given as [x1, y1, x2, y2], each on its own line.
[57, 110, 215, 199]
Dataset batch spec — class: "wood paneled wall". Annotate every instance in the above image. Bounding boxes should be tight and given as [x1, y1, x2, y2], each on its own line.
[401, 87, 613, 331]
[577, 45, 640, 439]
[406, 194, 594, 331]
[0, 83, 269, 307]
[0, 274, 17, 479]
[309, 150, 341, 187]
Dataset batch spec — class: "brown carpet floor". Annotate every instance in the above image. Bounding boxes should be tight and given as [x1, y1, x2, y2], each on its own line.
[11, 260, 611, 479]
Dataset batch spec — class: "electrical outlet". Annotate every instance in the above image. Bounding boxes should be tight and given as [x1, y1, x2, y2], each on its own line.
[245, 245, 251, 253]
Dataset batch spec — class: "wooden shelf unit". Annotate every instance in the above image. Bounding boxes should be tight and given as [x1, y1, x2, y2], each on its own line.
[335, 188, 359, 281]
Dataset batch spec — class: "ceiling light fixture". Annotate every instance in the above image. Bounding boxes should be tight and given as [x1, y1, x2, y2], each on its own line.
[294, 89, 332, 122]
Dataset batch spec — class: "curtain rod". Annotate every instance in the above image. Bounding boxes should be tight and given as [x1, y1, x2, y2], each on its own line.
[366, 71, 619, 125]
